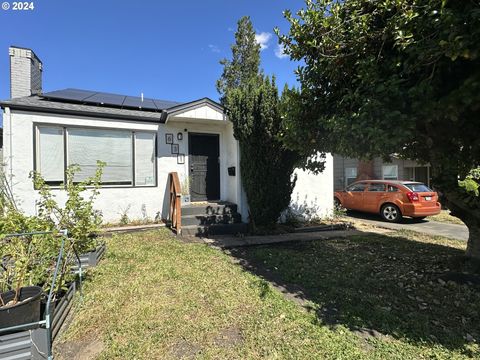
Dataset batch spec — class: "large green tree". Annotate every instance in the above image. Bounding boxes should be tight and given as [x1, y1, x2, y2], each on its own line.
[218, 16, 303, 227]
[279, 0, 480, 259]
[216, 16, 261, 101]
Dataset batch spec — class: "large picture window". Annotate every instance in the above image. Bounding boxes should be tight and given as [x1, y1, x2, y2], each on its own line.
[35, 125, 156, 187]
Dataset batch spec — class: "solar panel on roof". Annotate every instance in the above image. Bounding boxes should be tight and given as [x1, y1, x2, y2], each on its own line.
[123, 96, 157, 110]
[43, 88, 97, 102]
[41, 88, 182, 112]
[85, 93, 126, 106]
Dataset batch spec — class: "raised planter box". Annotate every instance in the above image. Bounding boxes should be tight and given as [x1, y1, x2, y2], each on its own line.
[0, 329, 48, 360]
[0, 281, 76, 360]
[51, 281, 76, 341]
[71, 242, 106, 273]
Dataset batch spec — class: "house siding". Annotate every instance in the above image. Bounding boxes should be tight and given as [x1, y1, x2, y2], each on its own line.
[291, 153, 334, 219]
[3, 110, 241, 222]
[334, 155, 430, 190]
[3, 107, 335, 224]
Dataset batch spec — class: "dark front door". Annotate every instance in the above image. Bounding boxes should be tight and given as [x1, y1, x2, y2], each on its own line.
[188, 133, 220, 201]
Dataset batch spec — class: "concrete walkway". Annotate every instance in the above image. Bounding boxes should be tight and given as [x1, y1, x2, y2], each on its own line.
[344, 212, 469, 241]
[186, 229, 363, 249]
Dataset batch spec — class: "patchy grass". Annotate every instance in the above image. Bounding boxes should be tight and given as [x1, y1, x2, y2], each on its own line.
[57, 229, 363, 359]
[429, 210, 465, 225]
[101, 219, 163, 228]
[56, 229, 479, 359]
[242, 230, 479, 359]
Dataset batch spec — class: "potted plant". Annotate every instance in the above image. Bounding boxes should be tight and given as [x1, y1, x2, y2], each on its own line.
[0, 218, 55, 330]
[181, 176, 191, 205]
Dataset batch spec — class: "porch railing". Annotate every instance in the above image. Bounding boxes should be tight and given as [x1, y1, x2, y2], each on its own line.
[168, 172, 182, 234]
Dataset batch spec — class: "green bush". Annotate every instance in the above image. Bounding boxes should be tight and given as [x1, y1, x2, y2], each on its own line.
[0, 162, 104, 303]
[31, 161, 104, 254]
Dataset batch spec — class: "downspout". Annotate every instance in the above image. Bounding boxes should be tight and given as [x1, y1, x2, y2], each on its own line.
[5, 106, 13, 189]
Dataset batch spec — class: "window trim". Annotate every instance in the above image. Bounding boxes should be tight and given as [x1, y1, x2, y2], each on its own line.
[345, 167, 358, 187]
[382, 164, 398, 180]
[33, 123, 158, 189]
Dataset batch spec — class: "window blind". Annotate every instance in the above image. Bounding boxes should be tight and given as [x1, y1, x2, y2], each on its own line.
[37, 127, 64, 183]
[68, 128, 133, 184]
[135, 132, 155, 186]
[383, 165, 398, 180]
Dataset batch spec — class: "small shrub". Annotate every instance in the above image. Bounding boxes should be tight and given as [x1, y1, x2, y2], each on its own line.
[282, 207, 303, 227]
[118, 204, 131, 225]
[333, 202, 347, 218]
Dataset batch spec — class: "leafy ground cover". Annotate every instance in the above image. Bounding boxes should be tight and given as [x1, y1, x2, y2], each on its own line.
[429, 210, 465, 225]
[240, 230, 479, 359]
[56, 229, 479, 359]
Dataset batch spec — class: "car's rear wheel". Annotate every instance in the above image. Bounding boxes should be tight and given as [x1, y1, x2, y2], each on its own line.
[380, 204, 402, 223]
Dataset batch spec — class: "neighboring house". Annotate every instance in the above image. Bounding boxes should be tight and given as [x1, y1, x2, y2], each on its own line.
[333, 154, 431, 191]
[1, 46, 333, 231]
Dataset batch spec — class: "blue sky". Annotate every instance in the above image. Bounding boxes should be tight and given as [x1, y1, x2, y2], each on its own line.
[0, 0, 305, 105]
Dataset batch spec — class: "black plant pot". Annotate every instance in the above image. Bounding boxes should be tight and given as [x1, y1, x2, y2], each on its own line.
[0, 286, 43, 331]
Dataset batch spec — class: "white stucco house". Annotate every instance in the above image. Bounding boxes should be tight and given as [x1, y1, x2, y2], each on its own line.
[1, 46, 333, 235]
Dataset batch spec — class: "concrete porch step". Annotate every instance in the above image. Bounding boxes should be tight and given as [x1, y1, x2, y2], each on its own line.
[182, 201, 237, 216]
[181, 222, 248, 237]
[181, 213, 241, 226]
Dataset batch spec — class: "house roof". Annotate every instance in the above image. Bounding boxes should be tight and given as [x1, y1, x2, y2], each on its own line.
[40, 88, 181, 111]
[0, 89, 224, 123]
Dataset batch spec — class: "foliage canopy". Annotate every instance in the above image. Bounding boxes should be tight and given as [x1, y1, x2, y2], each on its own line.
[279, 0, 480, 258]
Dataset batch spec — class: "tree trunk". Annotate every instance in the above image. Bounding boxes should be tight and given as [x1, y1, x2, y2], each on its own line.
[430, 163, 480, 261]
[442, 189, 480, 261]
[466, 223, 480, 259]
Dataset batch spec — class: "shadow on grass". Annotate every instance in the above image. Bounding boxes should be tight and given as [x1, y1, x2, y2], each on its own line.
[344, 210, 430, 224]
[229, 232, 480, 354]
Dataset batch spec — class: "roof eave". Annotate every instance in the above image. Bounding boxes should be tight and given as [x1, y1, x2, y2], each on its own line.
[0, 102, 164, 123]
[164, 98, 225, 123]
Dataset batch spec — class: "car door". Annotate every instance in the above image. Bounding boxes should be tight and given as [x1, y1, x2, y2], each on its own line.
[343, 182, 368, 210]
[363, 183, 387, 213]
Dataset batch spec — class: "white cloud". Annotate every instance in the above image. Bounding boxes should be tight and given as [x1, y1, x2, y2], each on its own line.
[255, 32, 272, 51]
[275, 43, 288, 59]
[208, 44, 221, 53]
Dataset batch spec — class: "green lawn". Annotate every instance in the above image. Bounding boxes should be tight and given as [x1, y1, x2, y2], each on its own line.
[56, 229, 479, 359]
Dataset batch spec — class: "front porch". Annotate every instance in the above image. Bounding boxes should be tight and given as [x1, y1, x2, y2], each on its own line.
[161, 98, 247, 235]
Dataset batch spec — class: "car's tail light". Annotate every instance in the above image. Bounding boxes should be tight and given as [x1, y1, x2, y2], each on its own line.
[406, 192, 419, 202]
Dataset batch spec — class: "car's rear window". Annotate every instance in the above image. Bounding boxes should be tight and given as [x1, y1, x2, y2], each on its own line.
[404, 183, 432, 192]
[387, 185, 399, 192]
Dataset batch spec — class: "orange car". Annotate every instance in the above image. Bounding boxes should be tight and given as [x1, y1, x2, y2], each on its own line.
[334, 180, 441, 222]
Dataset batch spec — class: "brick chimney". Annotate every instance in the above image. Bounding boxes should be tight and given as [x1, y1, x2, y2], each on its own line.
[9, 46, 43, 98]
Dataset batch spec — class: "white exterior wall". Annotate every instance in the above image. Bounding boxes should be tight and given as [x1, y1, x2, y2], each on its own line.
[3, 107, 334, 224]
[3, 109, 242, 223]
[290, 153, 334, 219]
[162, 119, 241, 215]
